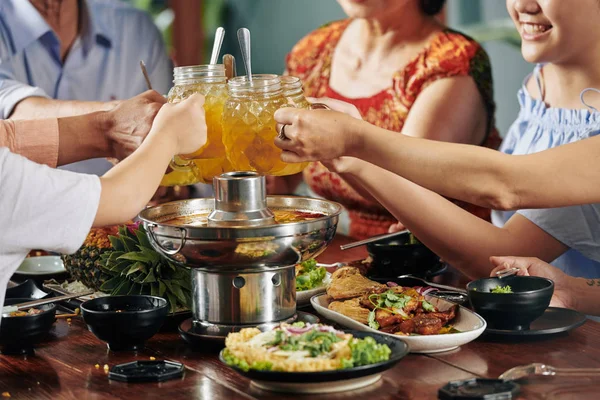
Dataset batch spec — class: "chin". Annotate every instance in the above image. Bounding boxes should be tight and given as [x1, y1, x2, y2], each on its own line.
[337, 0, 381, 18]
[520, 45, 548, 64]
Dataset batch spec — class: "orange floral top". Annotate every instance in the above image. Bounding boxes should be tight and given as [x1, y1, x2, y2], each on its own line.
[286, 20, 501, 240]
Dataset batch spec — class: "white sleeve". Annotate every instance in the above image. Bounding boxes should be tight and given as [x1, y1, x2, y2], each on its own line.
[0, 148, 101, 255]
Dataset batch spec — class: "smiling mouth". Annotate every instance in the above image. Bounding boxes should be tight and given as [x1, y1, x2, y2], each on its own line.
[521, 22, 552, 36]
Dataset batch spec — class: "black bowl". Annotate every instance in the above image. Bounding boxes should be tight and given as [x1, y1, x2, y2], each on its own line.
[81, 295, 168, 351]
[366, 233, 440, 279]
[6, 280, 50, 300]
[1, 298, 57, 355]
[467, 276, 554, 331]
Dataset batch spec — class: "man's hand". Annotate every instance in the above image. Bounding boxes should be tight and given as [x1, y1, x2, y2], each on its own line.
[104, 90, 167, 160]
[489, 256, 575, 309]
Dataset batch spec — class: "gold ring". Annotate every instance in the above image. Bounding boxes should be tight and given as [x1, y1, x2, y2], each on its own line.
[278, 124, 289, 140]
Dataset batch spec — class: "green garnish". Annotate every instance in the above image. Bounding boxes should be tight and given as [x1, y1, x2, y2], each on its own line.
[367, 290, 413, 329]
[422, 300, 435, 312]
[296, 259, 327, 291]
[491, 285, 513, 294]
[222, 349, 273, 372]
[340, 337, 392, 369]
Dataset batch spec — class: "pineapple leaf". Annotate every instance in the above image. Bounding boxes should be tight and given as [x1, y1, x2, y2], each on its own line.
[150, 283, 159, 297]
[141, 268, 157, 284]
[121, 236, 139, 253]
[126, 262, 145, 277]
[135, 228, 153, 249]
[100, 275, 124, 292]
[165, 292, 179, 313]
[109, 235, 126, 252]
[108, 251, 125, 264]
[159, 280, 167, 297]
[113, 279, 132, 295]
[118, 252, 152, 263]
[107, 260, 130, 275]
[163, 281, 187, 305]
[127, 283, 142, 295]
[140, 248, 161, 263]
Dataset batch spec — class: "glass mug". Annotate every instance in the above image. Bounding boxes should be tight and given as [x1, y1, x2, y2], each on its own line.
[161, 65, 230, 186]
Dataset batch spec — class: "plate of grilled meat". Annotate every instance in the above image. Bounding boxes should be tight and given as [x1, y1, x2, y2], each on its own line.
[311, 266, 486, 353]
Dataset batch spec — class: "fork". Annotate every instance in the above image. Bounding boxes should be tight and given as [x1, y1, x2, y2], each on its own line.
[500, 363, 600, 381]
[316, 262, 345, 269]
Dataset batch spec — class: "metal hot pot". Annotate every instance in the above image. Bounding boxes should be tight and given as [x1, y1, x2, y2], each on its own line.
[138, 172, 341, 338]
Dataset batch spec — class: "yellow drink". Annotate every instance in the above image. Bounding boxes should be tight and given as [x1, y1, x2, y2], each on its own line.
[162, 65, 229, 186]
[222, 75, 308, 176]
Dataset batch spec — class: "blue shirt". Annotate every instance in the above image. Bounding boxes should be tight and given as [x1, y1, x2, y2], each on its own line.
[492, 65, 600, 278]
[0, 0, 173, 174]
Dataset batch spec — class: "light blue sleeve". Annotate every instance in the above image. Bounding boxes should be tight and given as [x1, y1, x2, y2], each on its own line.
[0, 60, 50, 119]
[518, 205, 600, 261]
[137, 12, 173, 97]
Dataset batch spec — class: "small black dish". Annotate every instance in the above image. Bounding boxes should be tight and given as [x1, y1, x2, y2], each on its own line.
[366, 233, 442, 279]
[81, 295, 168, 351]
[6, 280, 51, 300]
[1, 298, 57, 355]
[109, 360, 184, 383]
[220, 330, 409, 384]
[439, 378, 520, 399]
[485, 307, 586, 337]
[467, 276, 554, 331]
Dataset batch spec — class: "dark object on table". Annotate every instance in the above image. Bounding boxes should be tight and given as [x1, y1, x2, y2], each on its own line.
[1, 298, 57, 355]
[220, 330, 408, 392]
[108, 360, 184, 382]
[80, 295, 168, 351]
[438, 378, 520, 399]
[6, 280, 50, 300]
[467, 276, 553, 330]
[484, 307, 586, 337]
[366, 232, 442, 279]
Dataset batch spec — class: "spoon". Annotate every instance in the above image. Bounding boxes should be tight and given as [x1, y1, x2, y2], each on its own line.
[340, 230, 410, 250]
[396, 274, 467, 294]
[2, 290, 94, 314]
[500, 363, 600, 381]
[237, 28, 253, 82]
[139, 60, 152, 90]
[209, 27, 225, 65]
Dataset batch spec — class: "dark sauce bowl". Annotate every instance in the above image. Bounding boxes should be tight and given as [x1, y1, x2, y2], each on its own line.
[81, 295, 168, 351]
[1, 298, 57, 355]
[6, 280, 50, 300]
[467, 276, 554, 330]
[366, 233, 440, 279]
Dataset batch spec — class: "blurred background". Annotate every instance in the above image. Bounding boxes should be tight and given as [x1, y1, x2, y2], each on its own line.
[127, 0, 530, 137]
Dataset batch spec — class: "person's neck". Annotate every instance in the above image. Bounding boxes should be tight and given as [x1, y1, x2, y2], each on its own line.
[543, 60, 600, 109]
[353, 10, 440, 56]
[30, 0, 79, 62]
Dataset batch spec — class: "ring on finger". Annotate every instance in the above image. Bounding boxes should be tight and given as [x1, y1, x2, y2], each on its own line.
[278, 123, 290, 140]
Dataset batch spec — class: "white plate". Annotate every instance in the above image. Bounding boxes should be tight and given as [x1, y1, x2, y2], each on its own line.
[311, 293, 486, 354]
[16, 256, 66, 276]
[296, 272, 331, 306]
[251, 374, 381, 394]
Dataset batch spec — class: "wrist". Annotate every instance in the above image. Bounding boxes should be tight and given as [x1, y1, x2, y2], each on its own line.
[568, 276, 587, 314]
[344, 118, 365, 158]
[93, 110, 114, 156]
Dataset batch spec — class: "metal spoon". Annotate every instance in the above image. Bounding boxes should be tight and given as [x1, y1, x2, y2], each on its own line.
[139, 60, 152, 90]
[340, 230, 410, 250]
[209, 27, 225, 65]
[2, 290, 94, 314]
[396, 274, 467, 294]
[500, 363, 600, 381]
[237, 28, 252, 82]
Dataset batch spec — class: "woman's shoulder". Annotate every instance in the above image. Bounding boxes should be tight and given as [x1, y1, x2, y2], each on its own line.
[426, 29, 490, 75]
[285, 19, 350, 75]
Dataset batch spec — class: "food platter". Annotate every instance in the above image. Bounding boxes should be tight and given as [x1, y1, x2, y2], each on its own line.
[296, 272, 331, 306]
[311, 294, 486, 353]
[219, 330, 409, 393]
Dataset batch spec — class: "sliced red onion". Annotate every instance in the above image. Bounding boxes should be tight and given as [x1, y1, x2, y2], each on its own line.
[317, 325, 344, 335]
[267, 346, 278, 353]
[386, 282, 399, 287]
[285, 324, 314, 334]
[416, 286, 439, 296]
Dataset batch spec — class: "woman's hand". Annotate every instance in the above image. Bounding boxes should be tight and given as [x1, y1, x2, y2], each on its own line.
[306, 97, 363, 120]
[274, 108, 361, 163]
[489, 256, 575, 309]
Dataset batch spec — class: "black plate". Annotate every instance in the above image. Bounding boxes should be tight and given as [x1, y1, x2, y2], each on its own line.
[6, 280, 51, 300]
[219, 330, 409, 383]
[485, 307, 586, 337]
[179, 311, 321, 345]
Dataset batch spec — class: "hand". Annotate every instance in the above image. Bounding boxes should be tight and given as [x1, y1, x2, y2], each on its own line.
[388, 221, 406, 233]
[320, 156, 362, 175]
[104, 90, 167, 160]
[489, 256, 575, 309]
[148, 93, 207, 155]
[306, 97, 363, 120]
[274, 108, 361, 163]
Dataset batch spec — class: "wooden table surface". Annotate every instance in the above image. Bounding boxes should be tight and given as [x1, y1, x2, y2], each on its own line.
[2, 235, 600, 400]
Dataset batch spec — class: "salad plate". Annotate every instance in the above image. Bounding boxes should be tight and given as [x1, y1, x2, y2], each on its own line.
[311, 293, 486, 354]
[296, 272, 331, 306]
[220, 328, 409, 393]
[15, 256, 66, 276]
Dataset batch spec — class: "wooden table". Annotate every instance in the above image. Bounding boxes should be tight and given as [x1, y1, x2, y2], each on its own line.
[2, 235, 600, 399]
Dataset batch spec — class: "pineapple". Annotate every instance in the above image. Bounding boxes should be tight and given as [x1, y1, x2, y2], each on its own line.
[63, 223, 192, 313]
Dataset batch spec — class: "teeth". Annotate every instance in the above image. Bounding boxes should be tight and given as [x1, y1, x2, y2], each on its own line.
[522, 23, 550, 35]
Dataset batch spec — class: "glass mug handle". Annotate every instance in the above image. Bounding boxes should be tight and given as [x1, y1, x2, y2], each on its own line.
[170, 155, 192, 171]
[310, 103, 331, 110]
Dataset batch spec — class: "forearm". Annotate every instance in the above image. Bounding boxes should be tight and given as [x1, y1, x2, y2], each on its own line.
[57, 112, 111, 166]
[95, 135, 174, 226]
[570, 277, 600, 316]
[10, 97, 116, 119]
[345, 161, 562, 279]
